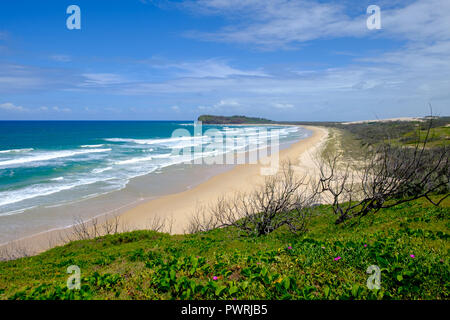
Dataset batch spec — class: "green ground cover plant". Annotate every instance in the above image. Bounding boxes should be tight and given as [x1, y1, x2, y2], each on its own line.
[1, 197, 448, 300]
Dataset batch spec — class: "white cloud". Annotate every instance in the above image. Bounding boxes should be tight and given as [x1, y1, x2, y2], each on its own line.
[117, 0, 450, 119]
[38, 106, 71, 112]
[273, 103, 294, 109]
[0, 104, 72, 114]
[382, 0, 450, 42]
[50, 54, 72, 62]
[81, 73, 128, 87]
[0, 64, 45, 91]
[53, 106, 71, 112]
[197, 99, 242, 113]
[0, 63, 82, 93]
[216, 99, 240, 107]
[117, 42, 450, 120]
[0, 102, 28, 112]
[160, 59, 268, 78]
[183, 0, 367, 48]
[183, 0, 450, 48]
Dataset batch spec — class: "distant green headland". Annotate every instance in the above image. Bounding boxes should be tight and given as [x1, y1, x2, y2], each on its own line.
[197, 115, 274, 124]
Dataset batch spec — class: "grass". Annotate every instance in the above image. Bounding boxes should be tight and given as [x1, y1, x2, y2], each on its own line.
[0, 196, 448, 300]
[312, 117, 449, 148]
[320, 128, 366, 162]
[396, 126, 450, 147]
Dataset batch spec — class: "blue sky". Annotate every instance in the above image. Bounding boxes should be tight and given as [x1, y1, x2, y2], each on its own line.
[0, 0, 449, 121]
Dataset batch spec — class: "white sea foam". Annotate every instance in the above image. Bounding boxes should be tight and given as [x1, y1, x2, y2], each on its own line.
[114, 156, 155, 165]
[112, 153, 172, 165]
[151, 153, 172, 159]
[104, 136, 209, 146]
[92, 166, 113, 174]
[103, 138, 135, 143]
[0, 148, 34, 154]
[80, 144, 105, 148]
[0, 148, 111, 167]
[0, 178, 101, 208]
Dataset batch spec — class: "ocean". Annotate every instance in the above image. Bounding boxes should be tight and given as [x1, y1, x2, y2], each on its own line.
[0, 121, 310, 244]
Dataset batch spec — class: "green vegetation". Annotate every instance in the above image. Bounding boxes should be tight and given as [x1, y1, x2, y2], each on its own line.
[198, 115, 273, 124]
[330, 117, 450, 147]
[282, 116, 450, 148]
[318, 117, 448, 224]
[396, 126, 450, 147]
[320, 128, 366, 162]
[1, 197, 448, 300]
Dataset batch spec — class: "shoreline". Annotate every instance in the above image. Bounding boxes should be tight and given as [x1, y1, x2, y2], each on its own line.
[0, 125, 328, 258]
[119, 125, 328, 234]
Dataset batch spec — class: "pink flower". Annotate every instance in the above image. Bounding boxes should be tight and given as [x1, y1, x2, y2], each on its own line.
[364, 244, 367, 247]
[410, 254, 415, 259]
[287, 246, 293, 250]
[334, 256, 342, 261]
[212, 276, 218, 281]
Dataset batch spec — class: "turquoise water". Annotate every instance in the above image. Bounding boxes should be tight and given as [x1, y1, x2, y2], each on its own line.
[0, 121, 307, 220]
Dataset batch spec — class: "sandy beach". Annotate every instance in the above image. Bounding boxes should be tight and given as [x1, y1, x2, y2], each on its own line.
[120, 125, 328, 234]
[0, 125, 328, 258]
